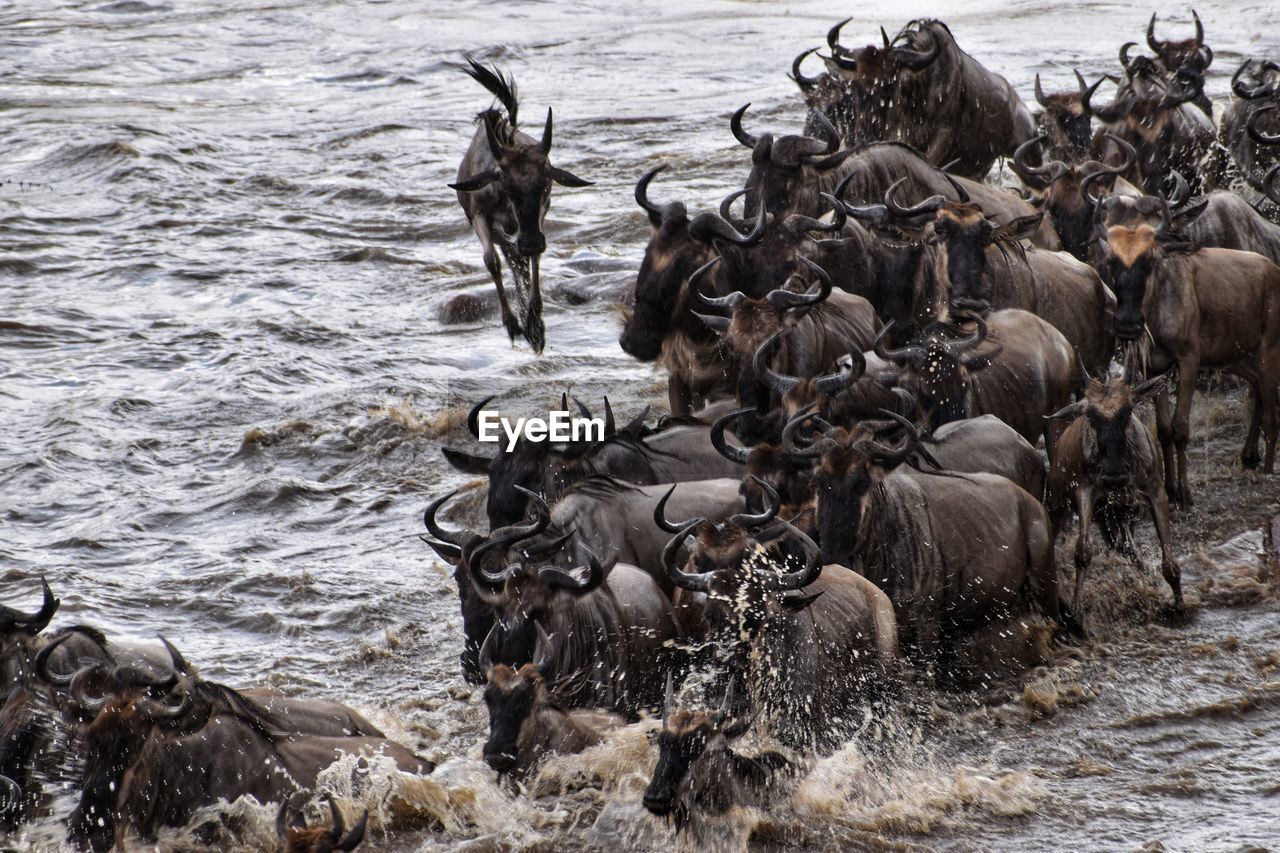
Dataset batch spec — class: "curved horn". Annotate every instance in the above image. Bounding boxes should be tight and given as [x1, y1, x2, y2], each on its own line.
[1146, 13, 1163, 53]
[784, 193, 847, 234]
[690, 259, 746, 312]
[765, 260, 831, 311]
[653, 484, 706, 535]
[884, 176, 945, 218]
[688, 201, 767, 246]
[852, 409, 919, 467]
[1119, 42, 1137, 72]
[1263, 164, 1280, 206]
[894, 31, 941, 70]
[138, 682, 193, 722]
[728, 476, 780, 528]
[324, 795, 345, 847]
[539, 108, 553, 154]
[69, 664, 112, 715]
[538, 546, 604, 593]
[663, 520, 714, 593]
[158, 637, 193, 677]
[1192, 9, 1203, 47]
[791, 48, 823, 91]
[1162, 69, 1203, 108]
[1034, 73, 1049, 107]
[1163, 169, 1190, 209]
[719, 188, 748, 221]
[478, 623, 497, 673]
[1233, 61, 1276, 101]
[1248, 106, 1280, 145]
[827, 17, 852, 55]
[710, 408, 753, 465]
[873, 319, 927, 366]
[520, 528, 576, 560]
[753, 330, 800, 396]
[1012, 133, 1066, 185]
[759, 517, 823, 591]
[780, 403, 826, 458]
[33, 633, 74, 687]
[1081, 75, 1130, 122]
[1075, 69, 1089, 94]
[943, 313, 987, 355]
[635, 165, 686, 224]
[810, 112, 840, 156]
[12, 576, 59, 633]
[467, 396, 495, 439]
[943, 172, 970, 204]
[338, 811, 369, 852]
[730, 103, 757, 149]
[423, 490, 466, 550]
[602, 396, 616, 437]
[466, 488, 551, 581]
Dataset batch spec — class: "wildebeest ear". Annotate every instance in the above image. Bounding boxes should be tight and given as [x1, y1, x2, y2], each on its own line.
[961, 344, 1002, 371]
[992, 212, 1043, 243]
[449, 170, 500, 192]
[549, 166, 593, 188]
[442, 447, 493, 474]
[1169, 199, 1208, 231]
[1133, 369, 1172, 400]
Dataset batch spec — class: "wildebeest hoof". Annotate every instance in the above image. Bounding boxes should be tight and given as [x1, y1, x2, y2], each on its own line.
[501, 312, 524, 342]
[1242, 450, 1261, 470]
[523, 314, 546, 354]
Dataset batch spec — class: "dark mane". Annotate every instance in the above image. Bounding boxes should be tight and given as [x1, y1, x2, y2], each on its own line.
[464, 58, 520, 129]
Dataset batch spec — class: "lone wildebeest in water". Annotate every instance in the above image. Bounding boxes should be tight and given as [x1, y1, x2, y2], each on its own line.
[450, 59, 592, 353]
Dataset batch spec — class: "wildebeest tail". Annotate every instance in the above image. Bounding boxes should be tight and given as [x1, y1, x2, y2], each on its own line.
[464, 57, 519, 128]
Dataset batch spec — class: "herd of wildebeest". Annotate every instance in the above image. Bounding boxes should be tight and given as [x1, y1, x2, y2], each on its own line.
[4, 12, 1280, 851]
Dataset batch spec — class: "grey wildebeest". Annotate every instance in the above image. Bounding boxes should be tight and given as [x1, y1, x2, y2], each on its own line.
[879, 176, 1115, 374]
[1045, 371, 1182, 612]
[1097, 223, 1280, 505]
[67, 671, 432, 853]
[478, 623, 625, 775]
[874, 313, 1077, 454]
[1220, 62, 1280, 190]
[642, 678, 790, 833]
[619, 166, 768, 416]
[794, 415, 1069, 669]
[824, 18, 1036, 179]
[457, 491, 680, 715]
[1030, 71, 1095, 163]
[450, 59, 592, 353]
[442, 394, 742, 529]
[656, 479, 899, 750]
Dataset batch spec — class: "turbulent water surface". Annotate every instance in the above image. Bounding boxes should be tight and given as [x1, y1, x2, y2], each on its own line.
[2, 0, 1279, 850]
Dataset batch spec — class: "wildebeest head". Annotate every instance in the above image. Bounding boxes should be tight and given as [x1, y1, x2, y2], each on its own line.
[1032, 71, 1095, 159]
[733, 104, 853, 219]
[1082, 69, 1205, 191]
[709, 408, 818, 520]
[643, 676, 783, 828]
[479, 622, 553, 773]
[69, 668, 192, 852]
[0, 577, 59, 684]
[449, 60, 591, 258]
[872, 317, 1001, 429]
[279, 796, 369, 853]
[463, 490, 601, 669]
[657, 478, 822, 644]
[1014, 132, 1136, 261]
[620, 167, 766, 361]
[1049, 371, 1167, 489]
[1146, 11, 1212, 75]
[881, 177, 1042, 315]
[1097, 224, 1174, 342]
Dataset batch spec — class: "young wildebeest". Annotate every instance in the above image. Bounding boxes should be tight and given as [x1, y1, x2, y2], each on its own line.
[793, 413, 1070, 673]
[450, 59, 592, 354]
[642, 677, 790, 833]
[874, 313, 1077, 455]
[278, 796, 368, 853]
[1098, 223, 1280, 505]
[479, 622, 625, 776]
[1046, 372, 1182, 612]
[656, 479, 899, 750]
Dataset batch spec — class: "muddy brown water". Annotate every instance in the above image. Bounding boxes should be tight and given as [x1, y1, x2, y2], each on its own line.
[2, 1, 1279, 850]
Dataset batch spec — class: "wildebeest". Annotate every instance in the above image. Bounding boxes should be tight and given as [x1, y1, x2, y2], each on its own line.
[642, 678, 790, 832]
[794, 414, 1068, 667]
[1144, 11, 1214, 97]
[877, 177, 1115, 372]
[478, 623, 625, 775]
[823, 19, 1036, 178]
[656, 480, 899, 749]
[619, 166, 767, 415]
[1098, 224, 1280, 505]
[874, 312, 1077, 453]
[1220, 62, 1280, 189]
[67, 671, 432, 852]
[450, 59, 592, 353]
[442, 394, 742, 528]
[457, 492, 679, 714]
[279, 796, 368, 853]
[1046, 371, 1182, 612]
[1031, 71, 1095, 162]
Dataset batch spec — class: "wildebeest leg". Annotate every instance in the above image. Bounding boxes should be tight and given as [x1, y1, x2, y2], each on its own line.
[1170, 358, 1199, 507]
[1146, 486, 1183, 609]
[668, 375, 693, 419]
[1257, 349, 1280, 474]
[474, 217, 523, 342]
[1153, 385, 1178, 505]
[1073, 486, 1095, 614]
[523, 257, 545, 354]
[1236, 366, 1263, 470]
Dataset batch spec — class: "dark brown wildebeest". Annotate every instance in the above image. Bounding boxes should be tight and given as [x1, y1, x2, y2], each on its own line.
[874, 312, 1077, 454]
[457, 492, 679, 715]
[450, 59, 592, 354]
[825, 18, 1036, 179]
[478, 623, 625, 775]
[691, 253, 879, 422]
[1098, 223, 1280, 504]
[642, 678, 790, 833]
[1012, 131, 1142, 261]
[1145, 11, 1214, 81]
[1045, 372, 1182, 612]
[656, 479, 899, 750]
[1083, 66, 1214, 193]
[1031, 71, 1095, 162]
[67, 672, 432, 853]
[1220, 62, 1280, 190]
[619, 167, 768, 415]
[442, 394, 742, 528]
[279, 796, 368, 853]
[793, 413, 1071, 667]
[878, 177, 1115, 372]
